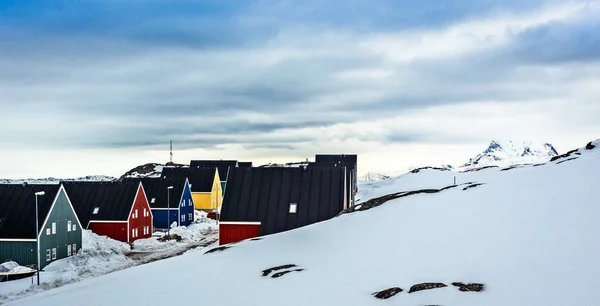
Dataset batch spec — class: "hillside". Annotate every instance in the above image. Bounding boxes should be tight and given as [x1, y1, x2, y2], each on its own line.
[0, 175, 115, 184]
[5, 139, 599, 306]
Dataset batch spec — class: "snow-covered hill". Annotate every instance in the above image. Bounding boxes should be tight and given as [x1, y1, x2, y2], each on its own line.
[5, 140, 599, 306]
[118, 162, 188, 180]
[0, 175, 115, 184]
[459, 140, 558, 171]
[358, 172, 391, 181]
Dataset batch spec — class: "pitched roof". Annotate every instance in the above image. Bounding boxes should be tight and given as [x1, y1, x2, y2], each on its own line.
[161, 167, 190, 179]
[315, 154, 357, 170]
[125, 178, 187, 209]
[189, 160, 237, 181]
[188, 167, 216, 192]
[238, 162, 253, 168]
[220, 167, 346, 236]
[62, 181, 141, 227]
[0, 184, 61, 239]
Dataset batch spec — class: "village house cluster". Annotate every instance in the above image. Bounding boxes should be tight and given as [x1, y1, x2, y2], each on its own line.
[0, 154, 357, 271]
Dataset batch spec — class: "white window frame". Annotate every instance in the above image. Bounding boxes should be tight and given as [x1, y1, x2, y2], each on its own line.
[67, 220, 71, 232]
[135, 228, 138, 237]
[46, 228, 50, 235]
[67, 245, 72, 256]
[93, 207, 99, 214]
[46, 249, 51, 261]
[132, 229, 135, 238]
[289, 203, 297, 214]
[151, 198, 156, 204]
[72, 224, 76, 231]
[72, 244, 77, 255]
[51, 248, 56, 260]
[52, 222, 56, 234]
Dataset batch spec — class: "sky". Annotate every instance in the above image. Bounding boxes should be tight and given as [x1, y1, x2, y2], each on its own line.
[1, 0, 599, 179]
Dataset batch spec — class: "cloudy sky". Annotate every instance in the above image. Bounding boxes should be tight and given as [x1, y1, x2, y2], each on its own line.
[1, 0, 599, 179]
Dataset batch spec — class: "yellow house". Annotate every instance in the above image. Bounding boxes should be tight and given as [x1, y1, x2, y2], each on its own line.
[189, 167, 223, 211]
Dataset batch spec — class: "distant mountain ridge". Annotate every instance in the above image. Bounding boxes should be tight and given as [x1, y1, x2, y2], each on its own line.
[359, 172, 391, 181]
[459, 140, 558, 170]
[0, 175, 116, 184]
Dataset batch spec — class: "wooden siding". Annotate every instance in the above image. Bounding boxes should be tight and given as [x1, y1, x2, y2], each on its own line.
[219, 223, 260, 245]
[0, 241, 36, 267]
[128, 186, 153, 242]
[38, 189, 82, 269]
[89, 222, 127, 242]
[192, 173, 222, 211]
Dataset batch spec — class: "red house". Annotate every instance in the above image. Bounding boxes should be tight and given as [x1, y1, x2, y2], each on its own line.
[63, 181, 153, 243]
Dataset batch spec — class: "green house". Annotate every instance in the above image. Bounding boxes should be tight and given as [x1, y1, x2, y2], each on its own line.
[0, 183, 82, 270]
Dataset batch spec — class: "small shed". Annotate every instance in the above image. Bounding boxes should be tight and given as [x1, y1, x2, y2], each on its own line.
[0, 184, 82, 269]
[135, 178, 194, 229]
[63, 181, 152, 243]
[219, 167, 347, 245]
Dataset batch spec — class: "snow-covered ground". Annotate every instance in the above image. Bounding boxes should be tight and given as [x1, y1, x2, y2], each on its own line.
[0, 216, 217, 305]
[4, 140, 599, 306]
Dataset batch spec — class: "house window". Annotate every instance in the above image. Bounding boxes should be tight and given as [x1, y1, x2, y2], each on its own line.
[132, 229, 135, 238]
[135, 228, 138, 237]
[72, 224, 76, 231]
[67, 220, 72, 232]
[151, 198, 156, 204]
[135, 209, 138, 219]
[46, 228, 50, 235]
[189, 213, 193, 220]
[72, 244, 77, 255]
[52, 222, 56, 234]
[67, 245, 72, 256]
[51, 248, 56, 260]
[46, 249, 51, 261]
[93, 207, 99, 214]
[289, 203, 297, 214]
[181, 215, 185, 222]
[143, 208, 147, 217]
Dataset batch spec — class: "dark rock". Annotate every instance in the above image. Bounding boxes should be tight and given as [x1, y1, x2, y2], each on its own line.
[463, 183, 484, 191]
[204, 246, 231, 254]
[556, 157, 578, 164]
[586, 142, 596, 150]
[372, 287, 403, 299]
[339, 185, 458, 215]
[158, 233, 182, 242]
[460, 165, 499, 173]
[533, 163, 545, 167]
[452, 282, 485, 292]
[271, 269, 304, 278]
[408, 282, 447, 293]
[262, 264, 297, 277]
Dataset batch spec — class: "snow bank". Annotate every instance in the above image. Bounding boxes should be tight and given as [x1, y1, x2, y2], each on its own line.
[6, 140, 600, 306]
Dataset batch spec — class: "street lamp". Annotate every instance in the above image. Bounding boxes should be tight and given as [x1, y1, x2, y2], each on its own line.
[34, 191, 45, 286]
[167, 186, 173, 237]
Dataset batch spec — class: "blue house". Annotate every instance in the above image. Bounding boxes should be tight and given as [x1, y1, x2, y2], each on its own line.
[132, 178, 194, 229]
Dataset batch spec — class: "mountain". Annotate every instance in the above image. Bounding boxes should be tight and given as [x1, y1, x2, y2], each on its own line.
[118, 162, 188, 181]
[0, 175, 115, 184]
[8, 139, 599, 306]
[459, 140, 558, 170]
[358, 172, 391, 181]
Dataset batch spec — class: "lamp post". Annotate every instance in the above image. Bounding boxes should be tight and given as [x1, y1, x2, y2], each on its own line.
[34, 191, 45, 286]
[167, 186, 173, 237]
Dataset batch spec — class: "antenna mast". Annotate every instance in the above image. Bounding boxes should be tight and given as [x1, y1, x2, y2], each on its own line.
[170, 140, 173, 163]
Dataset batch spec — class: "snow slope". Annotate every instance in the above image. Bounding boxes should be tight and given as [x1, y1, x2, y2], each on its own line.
[6, 140, 599, 306]
[358, 172, 391, 182]
[459, 140, 558, 170]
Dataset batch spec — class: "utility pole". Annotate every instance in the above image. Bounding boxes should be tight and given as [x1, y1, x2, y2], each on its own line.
[34, 191, 45, 286]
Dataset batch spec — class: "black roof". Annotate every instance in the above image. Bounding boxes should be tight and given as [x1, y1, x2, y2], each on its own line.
[220, 167, 346, 236]
[190, 160, 237, 181]
[125, 178, 187, 209]
[238, 162, 253, 168]
[188, 167, 216, 192]
[0, 184, 61, 239]
[62, 181, 141, 226]
[315, 154, 357, 170]
[161, 167, 190, 179]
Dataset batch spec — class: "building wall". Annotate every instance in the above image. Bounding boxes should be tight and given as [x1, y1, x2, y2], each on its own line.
[219, 223, 261, 245]
[150, 209, 179, 229]
[179, 181, 194, 226]
[0, 241, 36, 267]
[89, 222, 128, 242]
[38, 189, 83, 269]
[128, 186, 153, 242]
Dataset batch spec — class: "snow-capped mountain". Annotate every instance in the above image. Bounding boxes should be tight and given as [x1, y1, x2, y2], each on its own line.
[359, 172, 391, 181]
[0, 175, 115, 184]
[459, 140, 558, 170]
